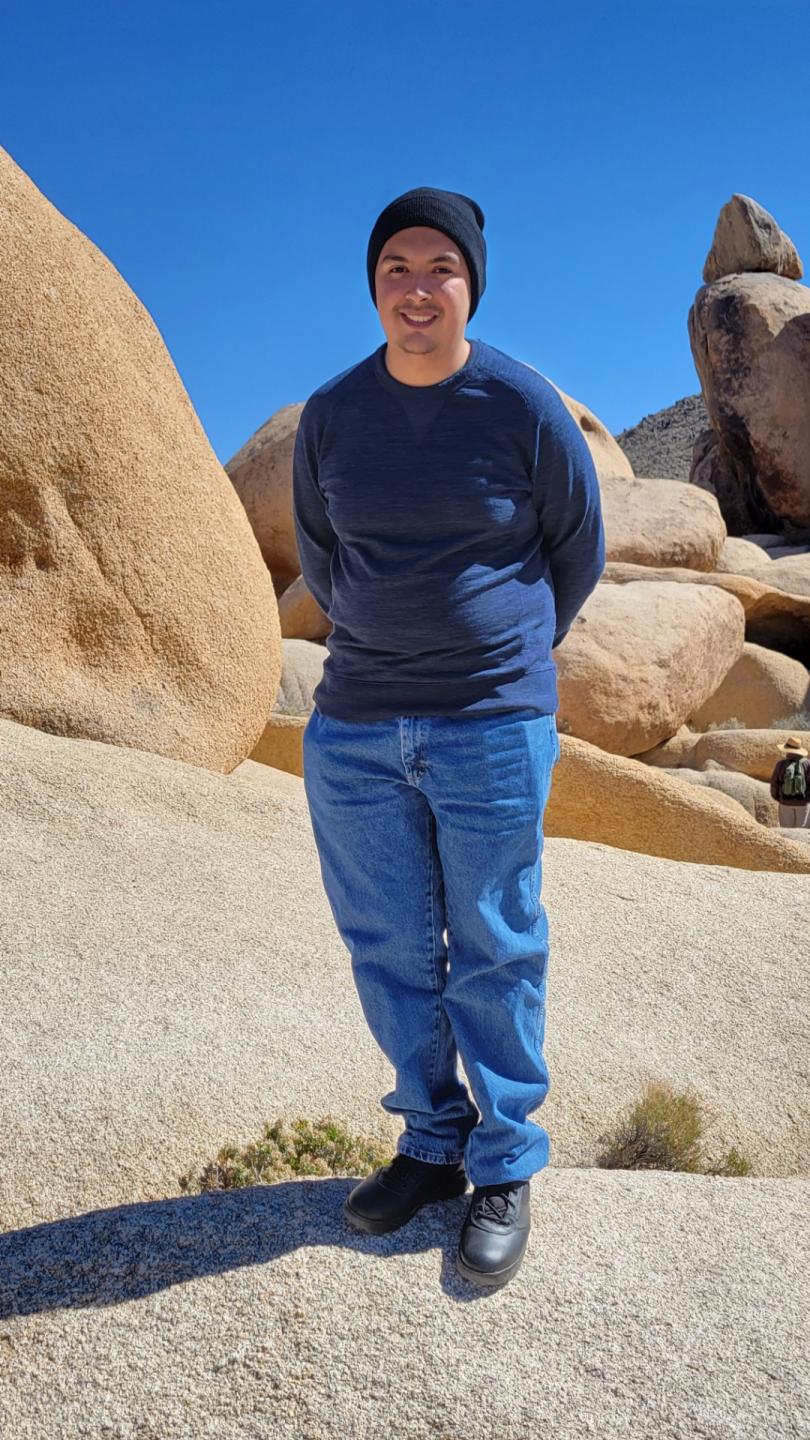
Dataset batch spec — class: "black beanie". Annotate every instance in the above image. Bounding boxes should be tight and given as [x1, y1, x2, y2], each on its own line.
[367, 187, 487, 320]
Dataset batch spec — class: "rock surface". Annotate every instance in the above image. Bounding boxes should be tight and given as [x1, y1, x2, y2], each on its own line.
[1, 713, 808, 1243]
[555, 580, 746, 754]
[601, 473, 726, 571]
[225, 401, 304, 594]
[703, 192, 803, 284]
[688, 271, 810, 533]
[715, 540, 810, 598]
[654, 765, 777, 826]
[689, 424, 773, 535]
[229, 374, 635, 640]
[601, 561, 810, 668]
[688, 640, 809, 731]
[636, 723, 810, 783]
[0, 146, 280, 772]
[548, 381, 635, 481]
[245, 711, 809, 871]
[718, 536, 784, 570]
[546, 732, 808, 871]
[271, 638, 327, 714]
[277, 570, 329, 639]
[0, 1171, 806, 1440]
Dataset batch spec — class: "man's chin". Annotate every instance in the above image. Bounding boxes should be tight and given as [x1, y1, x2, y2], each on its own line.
[395, 333, 438, 352]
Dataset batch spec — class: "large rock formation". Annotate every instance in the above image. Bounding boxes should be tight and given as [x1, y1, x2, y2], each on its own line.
[277, 570, 329, 639]
[1, 713, 806, 1238]
[554, 580, 746, 754]
[652, 765, 778, 827]
[225, 401, 304, 597]
[602, 560, 810, 670]
[545, 730, 807, 868]
[703, 193, 803, 284]
[547, 381, 634, 481]
[637, 723, 810, 785]
[687, 641, 809, 731]
[0, 146, 280, 771]
[715, 538, 810, 598]
[271, 637, 327, 715]
[689, 423, 775, 535]
[688, 195, 810, 538]
[600, 473, 726, 571]
[2, 1171, 805, 1439]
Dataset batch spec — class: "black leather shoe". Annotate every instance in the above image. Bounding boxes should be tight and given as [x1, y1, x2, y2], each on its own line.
[456, 1180, 531, 1286]
[344, 1153, 469, 1235]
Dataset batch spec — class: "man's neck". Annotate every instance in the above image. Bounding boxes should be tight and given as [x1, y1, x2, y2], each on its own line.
[383, 337, 472, 388]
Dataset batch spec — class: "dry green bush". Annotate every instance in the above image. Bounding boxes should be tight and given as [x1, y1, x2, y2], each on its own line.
[595, 1079, 753, 1176]
[178, 1114, 393, 1193]
[772, 707, 810, 732]
[704, 708, 810, 733]
[703, 716, 748, 731]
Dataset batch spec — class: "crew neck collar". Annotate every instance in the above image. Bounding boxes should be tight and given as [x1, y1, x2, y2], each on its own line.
[373, 339, 479, 396]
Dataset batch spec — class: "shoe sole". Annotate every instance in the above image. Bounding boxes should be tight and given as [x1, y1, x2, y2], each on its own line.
[455, 1242, 528, 1288]
[343, 1174, 469, 1235]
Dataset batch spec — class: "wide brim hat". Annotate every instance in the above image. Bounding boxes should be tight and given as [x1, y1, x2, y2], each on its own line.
[777, 735, 809, 756]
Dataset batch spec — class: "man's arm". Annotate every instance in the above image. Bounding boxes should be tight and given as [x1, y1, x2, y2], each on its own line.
[530, 388, 606, 650]
[292, 398, 337, 618]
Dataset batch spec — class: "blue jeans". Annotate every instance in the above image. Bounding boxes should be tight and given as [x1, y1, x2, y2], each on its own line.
[302, 705, 561, 1187]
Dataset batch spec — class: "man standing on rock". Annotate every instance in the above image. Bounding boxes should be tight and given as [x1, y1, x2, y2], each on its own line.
[770, 736, 810, 828]
[293, 187, 605, 1287]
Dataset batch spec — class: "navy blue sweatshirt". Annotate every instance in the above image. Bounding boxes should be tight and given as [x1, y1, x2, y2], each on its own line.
[292, 337, 606, 721]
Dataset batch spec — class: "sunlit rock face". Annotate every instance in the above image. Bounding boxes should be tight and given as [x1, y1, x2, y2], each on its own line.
[0, 145, 280, 771]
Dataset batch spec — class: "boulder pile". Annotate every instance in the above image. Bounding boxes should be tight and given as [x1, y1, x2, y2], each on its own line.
[688, 193, 810, 540]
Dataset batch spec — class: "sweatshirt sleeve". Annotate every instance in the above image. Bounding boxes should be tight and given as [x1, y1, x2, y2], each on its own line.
[530, 386, 607, 650]
[292, 397, 337, 619]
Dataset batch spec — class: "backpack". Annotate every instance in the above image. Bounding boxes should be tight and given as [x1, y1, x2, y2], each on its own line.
[779, 758, 808, 800]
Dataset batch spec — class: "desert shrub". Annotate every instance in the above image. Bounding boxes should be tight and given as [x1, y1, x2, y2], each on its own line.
[771, 707, 810, 732]
[703, 708, 810, 735]
[703, 716, 747, 731]
[178, 1114, 393, 1193]
[595, 1079, 753, 1176]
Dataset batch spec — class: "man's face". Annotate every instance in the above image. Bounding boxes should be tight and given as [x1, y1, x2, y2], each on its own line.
[374, 226, 471, 356]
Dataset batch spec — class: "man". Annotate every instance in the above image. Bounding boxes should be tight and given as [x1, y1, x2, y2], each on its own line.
[769, 736, 810, 828]
[293, 186, 605, 1287]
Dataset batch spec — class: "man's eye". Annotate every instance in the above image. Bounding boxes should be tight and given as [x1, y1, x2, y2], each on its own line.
[388, 265, 452, 274]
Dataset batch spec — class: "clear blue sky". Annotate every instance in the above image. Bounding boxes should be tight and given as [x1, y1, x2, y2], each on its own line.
[3, 1, 808, 465]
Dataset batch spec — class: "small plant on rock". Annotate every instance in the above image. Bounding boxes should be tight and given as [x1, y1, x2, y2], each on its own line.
[704, 716, 747, 731]
[595, 1079, 753, 1176]
[178, 1114, 394, 1193]
[772, 707, 810, 732]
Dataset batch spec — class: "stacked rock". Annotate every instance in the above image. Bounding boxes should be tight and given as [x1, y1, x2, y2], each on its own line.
[688, 194, 810, 541]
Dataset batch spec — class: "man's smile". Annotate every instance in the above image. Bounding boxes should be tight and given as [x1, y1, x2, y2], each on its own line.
[400, 311, 438, 328]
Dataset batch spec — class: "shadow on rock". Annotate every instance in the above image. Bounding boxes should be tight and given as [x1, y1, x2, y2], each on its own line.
[0, 1180, 490, 1315]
